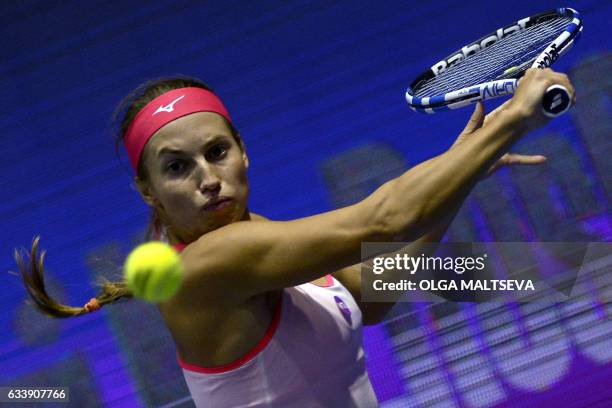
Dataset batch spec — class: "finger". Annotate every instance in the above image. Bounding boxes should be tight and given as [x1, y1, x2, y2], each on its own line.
[504, 154, 547, 165]
[548, 71, 576, 103]
[462, 102, 485, 134]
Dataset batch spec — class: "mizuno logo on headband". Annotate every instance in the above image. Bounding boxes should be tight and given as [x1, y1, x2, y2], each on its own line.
[123, 87, 232, 174]
[153, 95, 185, 115]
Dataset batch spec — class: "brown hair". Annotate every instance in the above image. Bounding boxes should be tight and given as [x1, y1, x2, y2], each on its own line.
[14, 236, 132, 317]
[15, 75, 238, 317]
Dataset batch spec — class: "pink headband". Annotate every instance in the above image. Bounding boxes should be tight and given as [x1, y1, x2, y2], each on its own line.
[124, 87, 232, 173]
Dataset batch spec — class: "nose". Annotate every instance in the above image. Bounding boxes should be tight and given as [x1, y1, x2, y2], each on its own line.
[195, 162, 221, 194]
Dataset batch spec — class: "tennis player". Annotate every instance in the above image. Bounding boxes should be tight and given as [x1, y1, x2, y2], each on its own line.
[17, 68, 574, 407]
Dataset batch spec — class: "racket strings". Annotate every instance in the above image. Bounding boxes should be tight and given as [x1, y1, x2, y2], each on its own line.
[413, 15, 572, 98]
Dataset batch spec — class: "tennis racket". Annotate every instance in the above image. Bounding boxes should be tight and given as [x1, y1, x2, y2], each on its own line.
[405, 8, 583, 117]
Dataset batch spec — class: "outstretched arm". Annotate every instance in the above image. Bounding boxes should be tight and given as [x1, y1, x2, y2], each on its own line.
[173, 69, 574, 307]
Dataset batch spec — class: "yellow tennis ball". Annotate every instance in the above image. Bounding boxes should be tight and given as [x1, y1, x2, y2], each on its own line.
[124, 241, 183, 303]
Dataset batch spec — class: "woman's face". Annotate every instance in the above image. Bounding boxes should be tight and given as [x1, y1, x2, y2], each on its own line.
[138, 112, 250, 243]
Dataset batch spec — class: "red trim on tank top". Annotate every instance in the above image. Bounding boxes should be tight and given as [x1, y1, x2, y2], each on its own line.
[310, 274, 334, 287]
[177, 291, 283, 374]
[173, 242, 187, 252]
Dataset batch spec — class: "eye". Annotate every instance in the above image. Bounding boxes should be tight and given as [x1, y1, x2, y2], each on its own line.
[166, 160, 184, 174]
[207, 144, 228, 161]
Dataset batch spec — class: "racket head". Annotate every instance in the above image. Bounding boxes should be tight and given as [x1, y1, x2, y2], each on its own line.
[405, 8, 583, 113]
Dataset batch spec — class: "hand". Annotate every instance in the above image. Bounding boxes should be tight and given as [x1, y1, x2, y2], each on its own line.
[508, 68, 576, 131]
[453, 101, 547, 179]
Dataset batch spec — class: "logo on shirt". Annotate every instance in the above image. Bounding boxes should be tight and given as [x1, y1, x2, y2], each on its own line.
[153, 95, 185, 115]
[334, 296, 352, 327]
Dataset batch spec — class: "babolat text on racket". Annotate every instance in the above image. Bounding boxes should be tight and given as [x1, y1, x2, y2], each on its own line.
[405, 8, 583, 117]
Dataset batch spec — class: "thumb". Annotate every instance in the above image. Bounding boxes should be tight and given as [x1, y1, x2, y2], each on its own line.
[462, 102, 485, 134]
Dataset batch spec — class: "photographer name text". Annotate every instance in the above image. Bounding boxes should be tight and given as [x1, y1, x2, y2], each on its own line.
[372, 279, 535, 291]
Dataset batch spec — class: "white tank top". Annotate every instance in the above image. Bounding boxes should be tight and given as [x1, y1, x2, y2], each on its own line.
[177, 274, 379, 408]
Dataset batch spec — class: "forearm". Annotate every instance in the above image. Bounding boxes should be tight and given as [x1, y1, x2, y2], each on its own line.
[358, 113, 518, 323]
[370, 108, 525, 242]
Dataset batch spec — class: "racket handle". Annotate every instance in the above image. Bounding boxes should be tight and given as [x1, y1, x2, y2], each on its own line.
[542, 85, 571, 118]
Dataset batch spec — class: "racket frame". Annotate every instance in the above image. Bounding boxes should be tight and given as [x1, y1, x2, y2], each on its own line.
[405, 8, 583, 114]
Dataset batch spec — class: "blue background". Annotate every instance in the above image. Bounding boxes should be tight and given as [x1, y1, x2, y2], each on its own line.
[1, 1, 610, 407]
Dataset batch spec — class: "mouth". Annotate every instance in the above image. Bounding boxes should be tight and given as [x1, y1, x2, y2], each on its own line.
[201, 197, 233, 212]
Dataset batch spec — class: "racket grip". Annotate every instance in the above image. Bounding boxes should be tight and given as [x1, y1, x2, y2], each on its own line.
[542, 85, 571, 118]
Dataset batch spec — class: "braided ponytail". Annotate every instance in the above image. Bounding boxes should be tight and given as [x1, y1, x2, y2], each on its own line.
[14, 236, 132, 318]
